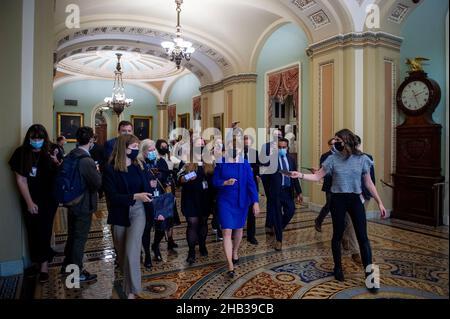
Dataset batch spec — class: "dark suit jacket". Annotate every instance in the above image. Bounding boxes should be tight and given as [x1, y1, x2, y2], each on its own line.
[104, 138, 117, 164]
[103, 163, 154, 227]
[267, 154, 302, 199]
[320, 151, 333, 193]
[244, 148, 260, 192]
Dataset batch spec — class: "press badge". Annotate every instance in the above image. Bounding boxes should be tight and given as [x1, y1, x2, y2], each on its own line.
[30, 166, 37, 177]
[154, 190, 160, 197]
[202, 181, 209, 189]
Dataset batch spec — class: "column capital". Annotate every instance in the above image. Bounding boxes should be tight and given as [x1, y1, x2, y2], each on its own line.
[306, 32, 403, 58]
[157, 102, 168, 111]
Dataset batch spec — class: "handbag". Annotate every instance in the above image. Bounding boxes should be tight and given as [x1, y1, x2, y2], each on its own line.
[149, 170, 175, 219]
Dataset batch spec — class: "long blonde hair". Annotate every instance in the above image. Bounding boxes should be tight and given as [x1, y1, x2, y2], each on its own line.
[137, 139, 156, 170]
[109, 134, 140, 172]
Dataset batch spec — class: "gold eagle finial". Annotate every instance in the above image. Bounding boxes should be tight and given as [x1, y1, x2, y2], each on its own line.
[406, 57, 430, 72]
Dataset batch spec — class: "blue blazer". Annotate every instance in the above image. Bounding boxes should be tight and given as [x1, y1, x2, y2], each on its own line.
[267, 155, 302, 198]
[213, 158, 259, 209]
[103, 163, 154, 227]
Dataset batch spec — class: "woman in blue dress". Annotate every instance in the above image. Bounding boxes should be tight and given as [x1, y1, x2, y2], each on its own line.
[213, 143, 260, 278]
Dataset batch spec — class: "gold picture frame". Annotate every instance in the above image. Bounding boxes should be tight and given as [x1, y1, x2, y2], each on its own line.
[212, 113, 224, 139]
[178, 113, 190, 130]
[131, 115, 153, 141]
[57, 112, 84, 143]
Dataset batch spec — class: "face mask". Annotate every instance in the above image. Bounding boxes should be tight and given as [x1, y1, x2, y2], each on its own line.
[30, 139, 44, 150]
[158, 148, 169, 156]
[279, 148, 287, 157]
[147, 150, 157, 161]
[334, 142, 344, 152]
[127, 149, 139, 160]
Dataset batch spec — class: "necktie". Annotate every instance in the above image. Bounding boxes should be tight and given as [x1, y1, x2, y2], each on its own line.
[281, 156, 291, 187]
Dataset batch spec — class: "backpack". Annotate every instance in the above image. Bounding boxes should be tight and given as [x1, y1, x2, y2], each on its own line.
[55, 152, 89, 206]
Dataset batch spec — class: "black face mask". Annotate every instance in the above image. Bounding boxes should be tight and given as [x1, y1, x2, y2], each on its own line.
[158, 148, 169, 156]
[334, 142, 345, 152]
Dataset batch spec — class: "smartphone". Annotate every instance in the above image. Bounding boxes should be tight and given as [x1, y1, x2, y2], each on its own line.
[184, 171, 197, 181]
[279, 170, 293, 176]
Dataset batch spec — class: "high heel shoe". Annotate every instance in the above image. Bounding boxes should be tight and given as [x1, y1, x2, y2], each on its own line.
[232, 258, 239, 265]
[227, 270, 235, 278]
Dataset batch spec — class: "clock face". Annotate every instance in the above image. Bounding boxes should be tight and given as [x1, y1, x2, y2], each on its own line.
[401, 81, 430, 111]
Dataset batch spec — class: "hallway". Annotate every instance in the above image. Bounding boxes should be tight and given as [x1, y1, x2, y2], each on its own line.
[26, 199, 448, 300]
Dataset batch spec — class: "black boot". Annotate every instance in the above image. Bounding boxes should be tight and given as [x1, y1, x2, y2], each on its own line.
[186, 249, 196, 265]
[334, 267, 345, 282]
[144, 254, 152, 269]
[152, 243, 163, 262]
[168, 237, 178, 251]
[199, 244, 208, 257]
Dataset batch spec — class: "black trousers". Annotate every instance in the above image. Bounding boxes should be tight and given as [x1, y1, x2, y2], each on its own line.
[260, 175, 273, 228]
[316, 192, 332, 225]
[22, 201, 58, 264]
[272, 188, 296, 242]
[63, 210, 93, 270]
[330, 193, 372, 270]
[246, 205, 256, 240]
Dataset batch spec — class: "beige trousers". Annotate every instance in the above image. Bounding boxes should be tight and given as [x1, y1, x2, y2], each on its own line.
[113, 201, 146, 296]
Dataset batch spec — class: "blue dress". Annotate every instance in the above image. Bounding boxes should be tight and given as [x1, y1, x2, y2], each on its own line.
[213, 158, 259, 230]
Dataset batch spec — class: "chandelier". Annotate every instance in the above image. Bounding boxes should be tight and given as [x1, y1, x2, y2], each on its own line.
[161, 0, 195, 69]
[104, 53, 133, 117]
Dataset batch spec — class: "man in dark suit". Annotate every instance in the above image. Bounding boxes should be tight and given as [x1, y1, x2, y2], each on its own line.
[104, 121, 133, 162]
[259, 129, 283, 233]
[267, 137, 302, 251]
[314, 138, 335, 232]
[244, 135, 260, 245]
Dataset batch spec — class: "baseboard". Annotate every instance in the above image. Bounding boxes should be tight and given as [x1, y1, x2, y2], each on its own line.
[0, 259, 24, 277]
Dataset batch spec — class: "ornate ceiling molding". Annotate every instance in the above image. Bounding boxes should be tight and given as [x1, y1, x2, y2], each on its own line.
[56, 40, 213, 84]
[199, 74, 257, 94]
[306, 31, 403, 57]
[55, 25, 233, 79]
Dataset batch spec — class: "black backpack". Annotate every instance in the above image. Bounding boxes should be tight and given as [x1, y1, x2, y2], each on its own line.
[55, 152, 89, 206]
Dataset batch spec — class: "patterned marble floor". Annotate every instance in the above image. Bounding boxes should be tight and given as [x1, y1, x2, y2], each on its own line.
[35, 197, 449, 299]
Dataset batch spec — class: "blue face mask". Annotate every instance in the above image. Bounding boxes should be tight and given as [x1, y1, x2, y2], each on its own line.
[127, 149, 139, 161]
[147, 151, 157, 161]
[30, 139, 44, 150]
[279, 148, 287, 157]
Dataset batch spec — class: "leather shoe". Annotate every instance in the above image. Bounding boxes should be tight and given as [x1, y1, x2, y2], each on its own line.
[275, 241, 282, 251]
[247, 238, 259, 245]
[39, 272, 49, 283]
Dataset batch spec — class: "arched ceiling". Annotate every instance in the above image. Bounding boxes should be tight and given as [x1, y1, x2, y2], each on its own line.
[54, 0, 423, 86]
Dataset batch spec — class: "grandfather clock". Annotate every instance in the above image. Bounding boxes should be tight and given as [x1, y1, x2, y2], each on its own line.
[393, 61, 444, 226]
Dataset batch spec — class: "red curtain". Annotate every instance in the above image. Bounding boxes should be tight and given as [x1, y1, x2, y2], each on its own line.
[267, 66, 299, 128]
